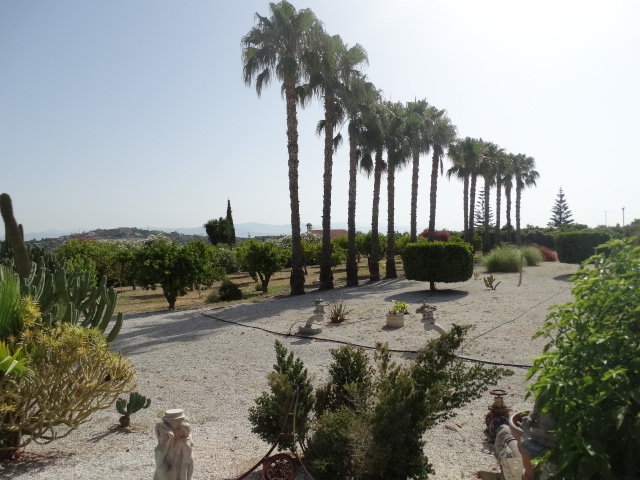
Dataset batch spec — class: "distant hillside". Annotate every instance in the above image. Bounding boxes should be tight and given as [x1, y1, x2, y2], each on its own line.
[25, 227, 207, 250]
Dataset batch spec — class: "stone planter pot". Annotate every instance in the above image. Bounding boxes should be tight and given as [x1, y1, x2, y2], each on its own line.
[509, 412, 537, 480]
[386, 313, 405, 327]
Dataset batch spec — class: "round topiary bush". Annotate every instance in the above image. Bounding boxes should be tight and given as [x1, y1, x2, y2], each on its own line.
[401, 241, 474, 290]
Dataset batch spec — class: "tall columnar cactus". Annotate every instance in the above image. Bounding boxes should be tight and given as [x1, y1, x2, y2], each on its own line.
[0, 194, 31, 279]
[116, 392, 151, 428]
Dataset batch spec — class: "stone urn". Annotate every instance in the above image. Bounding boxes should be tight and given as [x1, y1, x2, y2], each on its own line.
[509, 411, 536, 480]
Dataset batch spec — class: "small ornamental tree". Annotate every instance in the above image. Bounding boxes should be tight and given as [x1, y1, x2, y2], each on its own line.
[136, 236, 224, 309]
[547, 187, 574, 228]
[236, 240, 289, 293]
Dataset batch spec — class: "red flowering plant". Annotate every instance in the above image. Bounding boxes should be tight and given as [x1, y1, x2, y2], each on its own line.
[527, 238, 640, 478]
[418, 229, 450, 242]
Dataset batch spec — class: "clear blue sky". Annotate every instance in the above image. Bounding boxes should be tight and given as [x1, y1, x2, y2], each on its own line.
[1, 0, 638, 235]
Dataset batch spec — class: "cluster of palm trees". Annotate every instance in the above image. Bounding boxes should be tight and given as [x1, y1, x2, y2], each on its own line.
[241, 1, 539, 294]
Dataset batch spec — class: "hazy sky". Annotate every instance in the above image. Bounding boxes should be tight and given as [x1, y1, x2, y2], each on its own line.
[1, 1, 638, 235]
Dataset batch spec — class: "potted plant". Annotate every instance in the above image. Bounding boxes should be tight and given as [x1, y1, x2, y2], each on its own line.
[386, 300, 410, 327]
[526, 238, 640, 478]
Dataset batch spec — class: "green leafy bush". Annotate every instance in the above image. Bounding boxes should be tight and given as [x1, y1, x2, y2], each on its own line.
[483, 245, 526, 272]
[555, 231, 610, 264]
[521, 246, 543, 266]
[401, 241, 474, 285]
[211, 244, 240, 274]
[218, 279, 243, 301]
[527, 239, 640, 478]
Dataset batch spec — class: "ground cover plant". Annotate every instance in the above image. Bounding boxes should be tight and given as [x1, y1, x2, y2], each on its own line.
[527, 238, 640, 478]
[250, 328, 512, 480]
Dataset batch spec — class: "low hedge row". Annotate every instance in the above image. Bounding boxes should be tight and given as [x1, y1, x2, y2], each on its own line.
[555, 232, 610, 264]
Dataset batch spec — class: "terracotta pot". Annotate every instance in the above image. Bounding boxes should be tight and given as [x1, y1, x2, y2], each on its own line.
[509, 412, 537, 480]
[386, 313, 405, 327]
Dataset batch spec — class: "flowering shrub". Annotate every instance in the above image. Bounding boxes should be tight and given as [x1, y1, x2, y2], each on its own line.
[418, 229, 450, 242]
[535, 245, 558, 262]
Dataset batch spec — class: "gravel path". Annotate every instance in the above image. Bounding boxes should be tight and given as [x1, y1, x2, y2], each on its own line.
[0, 262, 578, 479]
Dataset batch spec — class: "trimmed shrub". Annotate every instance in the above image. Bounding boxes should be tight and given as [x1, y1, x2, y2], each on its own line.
[401, 241, 474, 284]
[522, 230, 555, 249]
[483, 245, 526, 272]
[218, 279, 243, 301]
[536, 245, 558, 262]
[521, 246, 544, 266]
[555, 231, 610, 264]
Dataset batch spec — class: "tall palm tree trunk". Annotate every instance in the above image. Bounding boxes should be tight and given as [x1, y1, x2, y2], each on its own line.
[428, 151, 439, 241]
[463, 175, 469, 242]
[284, 81, 305, 295]
[468, 172, 478, 247]
[385, 158, 397, 278]
[505, 185, 512, 243]
[410, 150, 420, 242]
[369, 148, 383, 281]
[319, 101, 335, 290]
[495, 178, 502, 246]
[346, 129, 358, 286]
[515, 185, 522, 246]
[483, 180, 491, 252]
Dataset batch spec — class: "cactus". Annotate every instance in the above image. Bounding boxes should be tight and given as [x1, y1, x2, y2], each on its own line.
[483, 275, 501, 291]
[0, 193, 123, 342]
[116, 392, 152, 428]
[0, 193, 31, 279]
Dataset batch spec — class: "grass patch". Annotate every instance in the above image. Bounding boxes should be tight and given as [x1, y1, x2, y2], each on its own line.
[521, 246, 544, 266]
[483, 245, 526, 272]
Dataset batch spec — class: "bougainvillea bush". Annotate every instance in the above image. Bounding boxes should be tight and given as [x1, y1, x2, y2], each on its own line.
[535, 245, 558, 262]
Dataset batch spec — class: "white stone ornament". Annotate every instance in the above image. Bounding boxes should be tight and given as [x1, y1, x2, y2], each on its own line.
[154, 409, 194, 480]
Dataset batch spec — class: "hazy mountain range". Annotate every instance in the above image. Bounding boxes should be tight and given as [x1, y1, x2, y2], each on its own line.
[3, 221, 402, 242]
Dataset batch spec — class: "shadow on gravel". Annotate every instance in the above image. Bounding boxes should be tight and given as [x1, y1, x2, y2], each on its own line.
[553, 274, 574, 282]
[0, 451, 75, 477]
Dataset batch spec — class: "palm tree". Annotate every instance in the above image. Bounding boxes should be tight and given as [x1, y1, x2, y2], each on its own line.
[494, 151, 511, 246]
[343, 79, 379, 286]
[307, 33, 368, 290]
[481, 142, 504, 251]
[503, 153, 516, 243]
[382, 101, 409, 278]
[359, 103, 387, 282]
[467, 138, 487, 245]
[447, 137, 484, 243]
[511, 154, 540, 245]
[405, 99, 431, 242]
[426, 107, 457, 241]
[241, 1, 321, 295]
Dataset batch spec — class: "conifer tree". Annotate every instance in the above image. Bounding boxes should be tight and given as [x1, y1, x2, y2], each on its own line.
[226, 199, 236, 245]
[474, 190, 494, 228]
[548, 187, 574, 227]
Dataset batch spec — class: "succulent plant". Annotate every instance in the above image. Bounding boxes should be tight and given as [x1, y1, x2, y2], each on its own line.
[116, 392, 151, 428]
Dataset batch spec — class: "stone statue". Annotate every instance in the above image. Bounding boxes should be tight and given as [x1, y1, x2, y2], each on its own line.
[154, 409, 194, 480]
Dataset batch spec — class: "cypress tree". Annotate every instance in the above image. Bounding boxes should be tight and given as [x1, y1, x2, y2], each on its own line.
[226, 199, 236, 245]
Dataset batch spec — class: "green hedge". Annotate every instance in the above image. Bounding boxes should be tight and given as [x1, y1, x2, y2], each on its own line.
[401, 241, 474, 283]
[555, 232, 610, 264]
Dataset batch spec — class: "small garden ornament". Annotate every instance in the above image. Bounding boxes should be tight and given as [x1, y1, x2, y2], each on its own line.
[154, 409, 194, 480]
[298, 298, 327, 334]
[416, 302, 445, 336]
